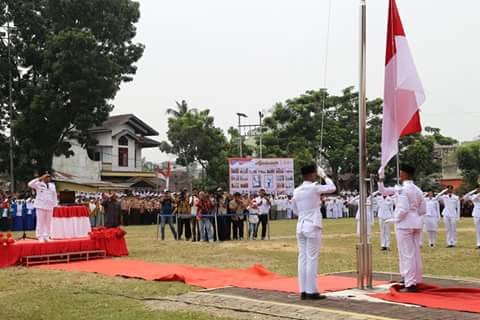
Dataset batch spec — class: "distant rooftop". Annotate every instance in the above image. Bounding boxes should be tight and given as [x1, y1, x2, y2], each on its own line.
[90, 114, 159, 136]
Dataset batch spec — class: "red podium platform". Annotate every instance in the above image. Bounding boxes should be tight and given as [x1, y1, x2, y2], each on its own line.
[0, 227, 128, 268]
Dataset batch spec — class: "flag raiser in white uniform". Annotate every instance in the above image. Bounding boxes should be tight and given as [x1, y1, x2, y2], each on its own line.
[292, 173, 336, 297]
[379, 177, 426, 290]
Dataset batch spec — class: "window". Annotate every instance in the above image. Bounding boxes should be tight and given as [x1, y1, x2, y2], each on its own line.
[118, 148, 128, 167]
[119, 136, 128, 146]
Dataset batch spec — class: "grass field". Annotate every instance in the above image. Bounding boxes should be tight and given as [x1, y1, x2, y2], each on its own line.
[1, 218, 479, 319]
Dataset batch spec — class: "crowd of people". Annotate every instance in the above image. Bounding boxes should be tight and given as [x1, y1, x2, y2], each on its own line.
[1, 183, 479, 249]
[81, 188, 275, 242]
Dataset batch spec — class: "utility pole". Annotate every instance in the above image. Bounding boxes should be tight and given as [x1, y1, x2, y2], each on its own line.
[236, 113, 247, 158]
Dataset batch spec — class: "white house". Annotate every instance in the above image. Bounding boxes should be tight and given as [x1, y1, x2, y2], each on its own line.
[52, 114, 161, 191]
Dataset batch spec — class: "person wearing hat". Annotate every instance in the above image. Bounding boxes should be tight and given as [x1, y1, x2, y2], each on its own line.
[436, 185, 460, 247]
[292, 164, 336, 300]
[28, 172, 58, 242]
[464, 186, 480, 249]
[378, 164, 426, 292]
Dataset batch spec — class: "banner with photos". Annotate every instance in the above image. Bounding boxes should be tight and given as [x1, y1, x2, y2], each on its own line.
[228, 158, 294, 196]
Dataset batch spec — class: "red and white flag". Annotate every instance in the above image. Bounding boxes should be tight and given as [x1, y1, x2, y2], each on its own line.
[156, 161, 171, 180]
[379, 0, 425, 176]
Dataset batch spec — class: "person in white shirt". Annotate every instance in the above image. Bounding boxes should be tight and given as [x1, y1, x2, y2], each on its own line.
[292, 164, 336, 300]
[352, 194, 375, 243]
[255, 189, 271, 240]
[326, 199, 334, 219]
[376, 194, 394, 250]
[333, 198, 344, 219]
[189, 189, 200, 242]
[379, 164, 426, 293]
[423, 191, 441, 247]
[437, 185, 460, 247]
[28, 173, 58, 242]
[286, 195, 293, 219]
[464, 187, 480, 249]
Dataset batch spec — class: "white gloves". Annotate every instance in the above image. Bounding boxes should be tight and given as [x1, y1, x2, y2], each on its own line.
[317, 167, 326, 179]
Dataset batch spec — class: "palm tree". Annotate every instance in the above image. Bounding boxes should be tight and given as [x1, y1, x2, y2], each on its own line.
[166, 100, 197, 117]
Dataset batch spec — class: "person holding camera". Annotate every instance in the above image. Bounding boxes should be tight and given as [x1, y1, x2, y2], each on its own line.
[229, 192, 246, 240]
[255, 189, 271, 240]
[160, 190, 177, 240]
[28, 173, 58, 242]
[175, 190, 192, 241]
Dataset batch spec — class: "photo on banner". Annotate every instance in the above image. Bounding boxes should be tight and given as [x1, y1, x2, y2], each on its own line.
[228, 158, 294, 196]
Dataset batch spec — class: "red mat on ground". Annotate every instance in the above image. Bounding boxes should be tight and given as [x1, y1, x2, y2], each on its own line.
[371, 283, 480, 313]
[0, 235, 128, 268]
[37, 259, 385, 293]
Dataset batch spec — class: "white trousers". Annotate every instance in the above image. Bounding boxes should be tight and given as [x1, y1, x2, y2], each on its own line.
[395, 228, 423, 288]
[379, 218, 391, 248]
[474, 218, 480, 247]
[36, 208, 53, 240]
[426, 230, 437, 246]
[444, 217, 457, 246]
[297, 224, 322, 294]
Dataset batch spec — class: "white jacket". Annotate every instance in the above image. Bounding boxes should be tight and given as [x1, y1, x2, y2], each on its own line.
[379, 180, 426, 230]
[438, 194, 460, 219]
[28, 178, 58, 210]
[465, 193, 480, 218]
[292, 179, 336, 232]
[376, 195, 394, 219]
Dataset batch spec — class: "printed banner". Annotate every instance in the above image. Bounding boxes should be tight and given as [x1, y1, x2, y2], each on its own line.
[228, 158, 294, 195]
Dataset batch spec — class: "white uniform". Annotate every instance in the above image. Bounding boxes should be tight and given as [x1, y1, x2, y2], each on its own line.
[333, 199, 344, 219]
[379, 181, 426, 288]
[353, 196, 374, 242]
[377, 195, 394, 248]
[292, 178, 336, 294]
[423, 197, 440, 246]
[465, 192, 480, 247]
[28, 178, 58, 241]
[326, 200, 334, 219]
[438, 194, 460, 246]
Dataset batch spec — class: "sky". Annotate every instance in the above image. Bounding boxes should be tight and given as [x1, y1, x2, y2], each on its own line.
[113, 0, 480, 163]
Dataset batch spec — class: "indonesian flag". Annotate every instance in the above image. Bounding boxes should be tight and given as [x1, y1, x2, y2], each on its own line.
[379, 0, 425, 175]
[156, 161, 171, 180]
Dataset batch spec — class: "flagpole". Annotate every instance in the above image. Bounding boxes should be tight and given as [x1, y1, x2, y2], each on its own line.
[357, 0, 372, 290]
[396, 143, 400, 184]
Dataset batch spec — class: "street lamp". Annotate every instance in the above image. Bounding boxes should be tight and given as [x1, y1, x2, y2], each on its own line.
[236, 113, 248, 157]
[258, 111, 264, 159]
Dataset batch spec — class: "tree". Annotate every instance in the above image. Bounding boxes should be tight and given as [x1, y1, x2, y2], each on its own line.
[3, 0, 144, 180]
[160, 106, 228, 189]
[457, 141, 480, 190]
[261, 87, 456, 189]
[166, 100, 197, 118]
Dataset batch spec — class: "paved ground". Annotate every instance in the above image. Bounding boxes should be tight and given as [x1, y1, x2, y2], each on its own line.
[146, 272, 480, 320]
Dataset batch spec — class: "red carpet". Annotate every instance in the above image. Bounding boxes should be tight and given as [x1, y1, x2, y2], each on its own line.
[0, 235, 128, 268]
[372, 283, 480, 313]
[37, 259, 385, 293]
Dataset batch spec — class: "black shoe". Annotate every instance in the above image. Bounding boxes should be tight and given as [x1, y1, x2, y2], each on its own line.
[300, 292, 307, 300]
[398, 278, 405, 284]
[477, 246, 480, 249]
[305, 293, 327, 300]
[404, 285, 418, 293]
[430, 244, 434, 247]
[447, 245, 454, 248]
[381, 247, 387, 251]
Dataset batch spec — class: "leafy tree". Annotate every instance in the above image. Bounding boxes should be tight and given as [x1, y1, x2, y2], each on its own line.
[3, 0, 144, 180]
[261, 87, 456, 189]
[457, 141, 480, 190]
[166, 100, 197, 118]
[160, 106, 228, 189]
